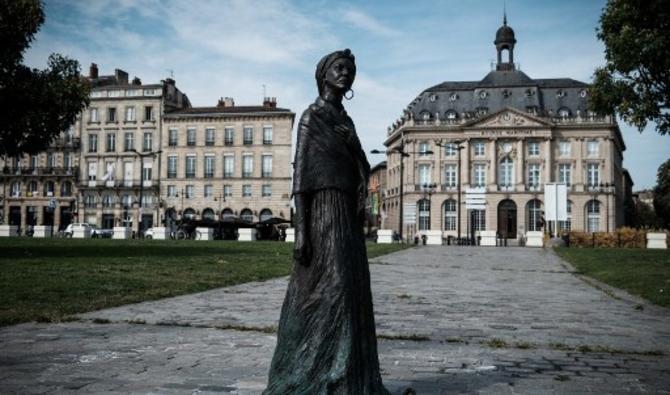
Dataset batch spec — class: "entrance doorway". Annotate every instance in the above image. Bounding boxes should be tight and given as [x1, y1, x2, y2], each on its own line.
[9, 206, 21, 226]
[497, 199, 517, 239]
[43, 206, 54, 226]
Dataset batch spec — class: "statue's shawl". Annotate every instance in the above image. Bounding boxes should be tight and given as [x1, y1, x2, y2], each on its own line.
[293, 97, 370, 197]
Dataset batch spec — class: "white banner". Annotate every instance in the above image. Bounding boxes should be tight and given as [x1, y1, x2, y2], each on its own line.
[544, 183, 568, 221]
[403, 203, 416, 225]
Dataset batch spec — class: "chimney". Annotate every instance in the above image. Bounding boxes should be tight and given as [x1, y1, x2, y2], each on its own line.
[217, 97, 235, 107]
[263, 97, 277, 108]
[114, 69, 128, 85]
[132, 77, 142, 85]
[89, 63, 98, 79]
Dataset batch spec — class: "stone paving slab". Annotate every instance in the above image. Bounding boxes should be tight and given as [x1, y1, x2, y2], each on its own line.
[82, 247, 670, 352]
[2, 246, 670, 394]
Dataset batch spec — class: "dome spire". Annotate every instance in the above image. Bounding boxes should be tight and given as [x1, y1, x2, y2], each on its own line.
[494, 6, 516, 71]
[503, 1, 507, 25]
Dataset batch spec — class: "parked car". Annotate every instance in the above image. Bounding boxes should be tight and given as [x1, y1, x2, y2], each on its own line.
[64, 223, 93, 238]
[144, 227, 155, 239]
[64, 223, 112, 238]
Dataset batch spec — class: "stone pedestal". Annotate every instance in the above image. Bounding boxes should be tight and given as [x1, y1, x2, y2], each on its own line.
[285, 228, 295, 242]
[73, 226, 91, 239]
[376, 229, 394, 244]
[480, 230, 497, 247]
[0, 225, 19, 237]
[112, 227, 131, 240]
[196, 227, 213, 241]
[647, 232, 667, 249]
[525, 231, 544, 247]
[425, 230, 443, 245]
[238, 228, 257, 242]
[152, 227, 169, 240]
[33, 225, 53, 238]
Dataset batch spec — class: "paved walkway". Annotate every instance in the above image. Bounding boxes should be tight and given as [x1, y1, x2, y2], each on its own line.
[2, 247, 670, 394]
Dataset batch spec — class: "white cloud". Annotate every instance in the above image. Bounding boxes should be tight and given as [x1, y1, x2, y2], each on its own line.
[341, 8, 399, 38]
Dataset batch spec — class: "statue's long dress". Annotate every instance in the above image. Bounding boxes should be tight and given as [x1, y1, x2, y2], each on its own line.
[264, 98, 388, 394]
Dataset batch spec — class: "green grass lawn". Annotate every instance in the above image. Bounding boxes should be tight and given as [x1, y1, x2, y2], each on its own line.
[555, 247, 670, 307]
[0, 238, 410, 326]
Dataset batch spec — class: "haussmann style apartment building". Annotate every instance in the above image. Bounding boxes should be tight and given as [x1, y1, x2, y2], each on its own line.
[381, 18, 633, 242]
[0, 64, 294, 235]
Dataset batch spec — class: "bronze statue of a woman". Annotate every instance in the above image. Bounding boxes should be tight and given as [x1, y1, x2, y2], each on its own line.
[264, 49, 389, 394]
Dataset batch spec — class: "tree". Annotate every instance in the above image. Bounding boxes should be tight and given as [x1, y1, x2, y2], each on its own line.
[653, 159, 670, 229]
[589, 0, 670, 135]
[0, 0, 89, 158]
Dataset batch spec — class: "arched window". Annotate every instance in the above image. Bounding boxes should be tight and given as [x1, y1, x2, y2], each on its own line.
[84, 194, 96, 208]
[586, 200, 600, 233]
[61, 181, 72, 197]
[183, 208, 196, 220]
[558, 107, 571, 117]
[221, 208, 234, 219]
[419, 111, 431, 121]
[202, 208, 215, 221]
[240, 208, 254, 222]
[443, 199, 457, 231]
[121, 194, 133, 208]
[259, 209, 273, 222]
[498, 157, 514, 190]
[44, 181, 55, 196]
[559, 200, 572, 233]
[141, 195, 153, 207]
[28, 181, 38, 196]
[417, 199, 430, 231]
[102, 194, 114, 208]
[445, 110, 458, 120]
[527, 199, 543, 231]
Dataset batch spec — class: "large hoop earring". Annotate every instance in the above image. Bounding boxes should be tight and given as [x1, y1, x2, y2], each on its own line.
[344, 89, 354, 100]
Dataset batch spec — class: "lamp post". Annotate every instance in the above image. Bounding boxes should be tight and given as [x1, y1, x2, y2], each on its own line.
[130, 149, 162, 238]
[371, 143, 432, 241]
[420, 182, 437, 231]
[436, 140, 465, 241]
[214, 191, 226, 219]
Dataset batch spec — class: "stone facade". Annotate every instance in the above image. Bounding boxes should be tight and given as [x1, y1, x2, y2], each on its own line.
[160, 98, 295, 227]
[77, 65, 189, 233]
[0, 132, 80, 232]
[381, 19, 633, 241]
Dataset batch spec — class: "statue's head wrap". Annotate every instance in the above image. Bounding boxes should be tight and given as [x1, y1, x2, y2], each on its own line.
[315, 49, 356, 96]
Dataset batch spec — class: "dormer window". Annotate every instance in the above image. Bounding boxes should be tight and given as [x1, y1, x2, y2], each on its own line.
[478, 90, 488, 99]
[449, 93, 458, 101]
[420, 111, 431, 121]
[556, 90, 566, 98]
[579, 89, 588, 98]
[558, 107, 571, 117]
[445, 110, 458, 120]
[502, 89, 512, 98]
[476, 107, 488, 116]
[429, 94, 437, 102]
[524, 88, 535, 97]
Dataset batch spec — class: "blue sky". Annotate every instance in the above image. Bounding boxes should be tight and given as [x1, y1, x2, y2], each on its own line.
[25, 0, 669, 190]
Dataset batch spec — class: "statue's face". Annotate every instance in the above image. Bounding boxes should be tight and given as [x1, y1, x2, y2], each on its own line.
[324, 58, 355, 93]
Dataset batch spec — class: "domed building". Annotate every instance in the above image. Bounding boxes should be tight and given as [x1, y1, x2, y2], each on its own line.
[381, 16, 633, 242]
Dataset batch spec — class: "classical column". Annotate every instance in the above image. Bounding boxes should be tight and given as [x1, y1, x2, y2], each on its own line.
[54, 206, 61, 230]
[461, 139, 470, 187]
[488, 137, 498, 190]
[516, 138, 525, 191]
[574, 138, 584, 192]
[37, 204, 44, 225]
[543, 138, 552, 184]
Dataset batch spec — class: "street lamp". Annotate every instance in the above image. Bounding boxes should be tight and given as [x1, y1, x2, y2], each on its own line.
[436, 140, 465, 241]
[130, 148, 162, 237]
[420, 182, 437, 231]
[371, 143, 433, 241]
[214, 191, 226, 219]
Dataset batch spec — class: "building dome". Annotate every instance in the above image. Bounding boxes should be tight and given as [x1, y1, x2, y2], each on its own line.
[495, 24, 516, 45]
